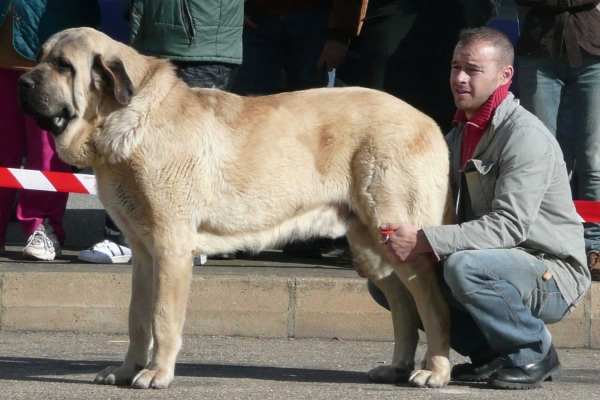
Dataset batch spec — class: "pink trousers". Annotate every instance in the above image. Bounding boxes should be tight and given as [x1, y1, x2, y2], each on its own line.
[0, 68, 70, 245]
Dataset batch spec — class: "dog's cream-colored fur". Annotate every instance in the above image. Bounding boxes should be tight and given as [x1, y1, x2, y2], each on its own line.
[24, 28, 452, 389]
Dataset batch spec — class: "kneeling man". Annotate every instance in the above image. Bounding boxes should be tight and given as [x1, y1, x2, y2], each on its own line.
[369, 27, 591, 390]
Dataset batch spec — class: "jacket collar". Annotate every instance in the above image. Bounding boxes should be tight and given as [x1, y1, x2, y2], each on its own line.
[456, 93, 517, 160]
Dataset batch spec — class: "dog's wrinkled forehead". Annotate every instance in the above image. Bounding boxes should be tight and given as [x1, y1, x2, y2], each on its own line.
[38, 28, 99, 64]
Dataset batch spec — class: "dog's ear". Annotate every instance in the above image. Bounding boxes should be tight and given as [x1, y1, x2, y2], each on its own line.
[92, 54, 133, 106]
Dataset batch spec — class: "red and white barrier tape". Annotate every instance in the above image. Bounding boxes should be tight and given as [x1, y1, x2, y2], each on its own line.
[0, 167, 599, 223]
[0, 167, 96, 194]
[574, 201, 600, 223]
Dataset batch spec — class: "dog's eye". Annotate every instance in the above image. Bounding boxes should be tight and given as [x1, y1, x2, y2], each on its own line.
[56, 58, 72, 71]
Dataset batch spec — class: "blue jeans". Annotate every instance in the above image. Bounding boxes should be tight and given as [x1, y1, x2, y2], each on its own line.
[368, 249, 570, 366]
[232, 2, 332, 95]
[519, 53, 600, 252]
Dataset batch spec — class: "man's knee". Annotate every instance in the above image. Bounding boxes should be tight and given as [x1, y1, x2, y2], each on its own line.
[443, 251, 486, 295]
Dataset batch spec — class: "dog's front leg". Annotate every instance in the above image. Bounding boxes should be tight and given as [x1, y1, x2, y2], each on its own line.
[131, 248, 193, 389]
[95, 239, 154, 386]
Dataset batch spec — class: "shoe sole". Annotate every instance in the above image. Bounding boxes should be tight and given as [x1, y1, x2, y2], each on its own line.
[452, 375, 489, 383]
[23, 249, 61, 261]
[78, 254, 132, 264]
[487, 365, 562, 390]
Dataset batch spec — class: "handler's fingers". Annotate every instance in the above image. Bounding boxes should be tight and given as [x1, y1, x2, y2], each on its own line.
[380, 223, 402, 231]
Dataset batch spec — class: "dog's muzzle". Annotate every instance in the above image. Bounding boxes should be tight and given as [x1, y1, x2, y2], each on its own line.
[18, 75, 73, 135]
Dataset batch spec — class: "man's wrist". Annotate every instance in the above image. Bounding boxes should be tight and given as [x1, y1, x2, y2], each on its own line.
[417, 229, 433, 254]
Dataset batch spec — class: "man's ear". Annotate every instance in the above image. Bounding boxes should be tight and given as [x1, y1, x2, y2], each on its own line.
[92, 54, 134, 106]
[499, 65, 514, 85]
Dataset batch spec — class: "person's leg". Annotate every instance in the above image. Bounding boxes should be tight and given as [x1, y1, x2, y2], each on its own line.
[18, 113, 71, 244]
[563, 53, 600, 253]
[443, 249, 570, 367]
[336, 0, 417, 89]
[518, 55, 564, 138]
[104, 214, 127, 246]
[0, 68, 26, 248]
[367, 264, 491, 359]
[282, 1, 331, 91]
[231, 8, 284, 96]
[383, 0, 465, 132]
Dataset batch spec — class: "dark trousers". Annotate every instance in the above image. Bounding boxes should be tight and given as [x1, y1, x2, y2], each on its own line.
[232, 1, 332, 95]
[338, 0, 467, 132]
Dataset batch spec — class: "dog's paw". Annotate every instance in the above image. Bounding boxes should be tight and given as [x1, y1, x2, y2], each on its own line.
[94, 365, 139, 386]
[367, 365, 412, 383]
[132, 368, 174, 389]
[409, 368, 450, 388]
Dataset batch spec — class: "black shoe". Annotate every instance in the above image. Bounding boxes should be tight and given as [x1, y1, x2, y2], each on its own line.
[487, 344, 561, 390]
[451, 353, 506, 382]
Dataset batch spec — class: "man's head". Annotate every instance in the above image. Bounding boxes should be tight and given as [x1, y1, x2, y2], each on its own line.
[450, 27, 514, 119]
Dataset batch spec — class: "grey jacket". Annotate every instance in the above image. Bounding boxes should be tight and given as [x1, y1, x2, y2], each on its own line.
[423, 94, 590, 308]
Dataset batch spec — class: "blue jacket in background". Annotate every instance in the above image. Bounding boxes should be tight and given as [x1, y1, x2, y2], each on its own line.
[0, 0, 101, 61]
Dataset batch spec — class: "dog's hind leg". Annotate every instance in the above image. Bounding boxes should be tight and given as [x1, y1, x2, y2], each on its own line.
[94, 237, 154, 386]
[349, 155, 451, 387]
[391, 254, 451, 388]
[346, 220, 421, 384]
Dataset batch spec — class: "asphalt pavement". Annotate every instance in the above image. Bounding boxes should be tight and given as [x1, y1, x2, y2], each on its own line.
[0, 332, 599, 400]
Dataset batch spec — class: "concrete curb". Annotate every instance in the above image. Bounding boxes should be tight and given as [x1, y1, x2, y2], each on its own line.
[0, 263, 598, 349]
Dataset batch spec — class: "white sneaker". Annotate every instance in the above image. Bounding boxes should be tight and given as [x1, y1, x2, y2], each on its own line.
[23, 220, 61, 261]
[78, 240, 132, 264]
[193, 254, 207, 266]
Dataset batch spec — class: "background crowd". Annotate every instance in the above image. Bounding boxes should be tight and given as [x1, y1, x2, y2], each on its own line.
[0, 0, 598, 281]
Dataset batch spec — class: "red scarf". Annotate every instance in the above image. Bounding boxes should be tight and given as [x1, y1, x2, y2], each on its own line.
[454, 82, 511, 168]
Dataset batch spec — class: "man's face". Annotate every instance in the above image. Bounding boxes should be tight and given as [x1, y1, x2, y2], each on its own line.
[450, 42, 513, 118]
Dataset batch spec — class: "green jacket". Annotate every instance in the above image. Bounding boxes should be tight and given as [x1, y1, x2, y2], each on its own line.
[130, 0, 243, 64]
[0, 0, 100, 61]
[423, 94, 590, 309]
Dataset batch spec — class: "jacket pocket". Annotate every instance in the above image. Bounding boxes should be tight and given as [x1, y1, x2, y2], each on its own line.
[181, 0, 196, 44]
[464, 159, 496, 217]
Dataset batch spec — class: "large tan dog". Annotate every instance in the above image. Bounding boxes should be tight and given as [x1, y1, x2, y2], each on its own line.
[19, 28, 452, 389]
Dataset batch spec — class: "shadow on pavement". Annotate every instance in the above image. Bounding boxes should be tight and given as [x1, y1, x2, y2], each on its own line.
[0, 356, 367, 385]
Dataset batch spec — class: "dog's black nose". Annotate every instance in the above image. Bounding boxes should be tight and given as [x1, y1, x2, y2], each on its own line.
[18, 76, 35, 90]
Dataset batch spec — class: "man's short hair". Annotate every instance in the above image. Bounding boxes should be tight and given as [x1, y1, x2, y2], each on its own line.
[457, 27, 514, 68]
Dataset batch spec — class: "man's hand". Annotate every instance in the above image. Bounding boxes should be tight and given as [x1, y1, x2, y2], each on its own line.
[381, 223, 433, 263]
[317, 39, 349, 71]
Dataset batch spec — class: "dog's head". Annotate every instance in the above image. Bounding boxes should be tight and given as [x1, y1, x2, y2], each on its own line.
[18, 28, 151, 167]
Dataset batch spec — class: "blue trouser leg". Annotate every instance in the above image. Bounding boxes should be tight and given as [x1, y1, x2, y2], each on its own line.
[519, 53, 600, 252]
[368, 266, 494, 359]
[443, 249, 571, 366]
